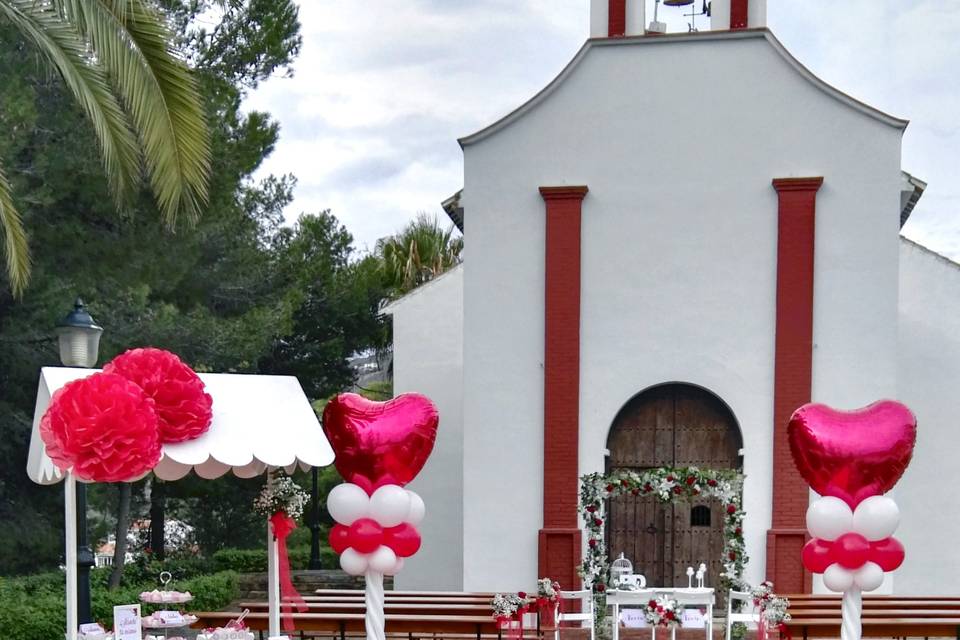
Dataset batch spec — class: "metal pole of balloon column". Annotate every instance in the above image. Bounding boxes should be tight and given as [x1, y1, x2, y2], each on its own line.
[266, 470, 281, 637]
[65, 473, 79, 640]
[841, 587, 863, 640]
[365, 570, 386, 640]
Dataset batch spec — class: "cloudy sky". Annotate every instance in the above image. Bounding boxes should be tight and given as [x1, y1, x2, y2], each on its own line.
[245, 1, 960, 258]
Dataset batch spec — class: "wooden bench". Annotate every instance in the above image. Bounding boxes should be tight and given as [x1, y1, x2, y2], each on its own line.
[789, 610, 960, 620]
[313, 589, 496, 598]
[192, 611, 516, 640]
[788, 602, 960, 612]
[299, 596, 494, 605]
[239, 601, 493, 616]
[781, 617, 960, 639]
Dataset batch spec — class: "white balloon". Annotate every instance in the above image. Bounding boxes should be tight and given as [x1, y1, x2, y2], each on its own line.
[806, 497, 853, 541]
[327, 483, 370, 525]
[852, 496, 900, 541]
[339, 548, 369, 576]
[854, 562, 884, 592]
[823, 564, 854, 592]
[370, 485, 411, 528]
[368, 546, 399, 573]
[385, 557, 405, 576]
[406, 491, 426, 525]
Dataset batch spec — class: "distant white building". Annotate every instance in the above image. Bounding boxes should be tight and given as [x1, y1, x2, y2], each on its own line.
[386, 0, 954, 596]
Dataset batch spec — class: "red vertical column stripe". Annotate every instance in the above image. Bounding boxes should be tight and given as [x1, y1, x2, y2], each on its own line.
[608, 0, 626, 37]
[766, 176, 823, 594]
[730, 0, 749, 29]
[538, 185, 588, 590]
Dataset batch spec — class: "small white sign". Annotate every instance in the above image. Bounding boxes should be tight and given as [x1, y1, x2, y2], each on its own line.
[619, 609, 648, 628]
[113, 604, 142, 640]
[79, 623, 106, 634]
[681, 607, 707, 629]
[157, 611, 184, 625]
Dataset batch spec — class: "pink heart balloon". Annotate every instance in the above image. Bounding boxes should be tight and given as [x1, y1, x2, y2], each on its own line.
[322, 393, 438, 492]
[788, 400, 916, 508]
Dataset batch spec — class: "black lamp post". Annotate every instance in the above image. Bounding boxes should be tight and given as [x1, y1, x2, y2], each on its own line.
[308, 467, 323, 569]
[56, 298, 104, 624]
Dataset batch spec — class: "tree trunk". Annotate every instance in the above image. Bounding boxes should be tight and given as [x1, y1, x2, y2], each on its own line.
[109, 483, 132, 590]
[149, 478, 165, 561]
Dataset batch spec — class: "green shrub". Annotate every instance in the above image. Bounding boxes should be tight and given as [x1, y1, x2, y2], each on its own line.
[211, 546, 336, 572]
[0, 570, 238, 640]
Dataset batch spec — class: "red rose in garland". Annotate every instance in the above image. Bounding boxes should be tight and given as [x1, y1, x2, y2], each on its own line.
[40, 373, 161, 482]
[105, 348, 212, 443]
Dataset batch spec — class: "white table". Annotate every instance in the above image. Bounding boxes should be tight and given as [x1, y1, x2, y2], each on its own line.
[608, 587, 715, 640]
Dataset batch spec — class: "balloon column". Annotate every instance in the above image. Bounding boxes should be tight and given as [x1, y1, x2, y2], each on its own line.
[789, 400, 917, 640]
[322, 393, 439, 640]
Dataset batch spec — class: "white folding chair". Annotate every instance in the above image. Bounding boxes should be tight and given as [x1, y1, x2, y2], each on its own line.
[725, 590, 760, 640]
[611, 589, 656, 640]
[556, 589, 595, 640]
[675, 589, 714, 640]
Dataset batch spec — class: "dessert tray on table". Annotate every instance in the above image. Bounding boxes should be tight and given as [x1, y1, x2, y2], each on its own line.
[139, 571, 197, 640]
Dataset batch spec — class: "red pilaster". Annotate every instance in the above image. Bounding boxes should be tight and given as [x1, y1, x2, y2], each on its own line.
[767, 177, 823, 594]
[538, 185, 588, 590]
[730, 0, 749, 29]
[608, 0, 626, 37]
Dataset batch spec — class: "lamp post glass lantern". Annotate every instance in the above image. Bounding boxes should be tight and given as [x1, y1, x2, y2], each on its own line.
[56, 298, 103, 368]
[57, 297, 102, 625]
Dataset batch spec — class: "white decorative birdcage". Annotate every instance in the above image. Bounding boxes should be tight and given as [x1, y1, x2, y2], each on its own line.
[610, 553, 633, 587]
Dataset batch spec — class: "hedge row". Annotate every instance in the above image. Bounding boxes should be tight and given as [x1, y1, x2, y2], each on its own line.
[0, 569, 238, 640]
[211, 545, 337, 572]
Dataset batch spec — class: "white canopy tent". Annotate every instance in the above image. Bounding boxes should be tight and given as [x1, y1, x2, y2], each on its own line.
[26, 367, 335, 640]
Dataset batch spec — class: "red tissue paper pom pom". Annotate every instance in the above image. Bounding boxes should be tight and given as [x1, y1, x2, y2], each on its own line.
[105, 348, 213, 443]
[40, 373, 162, 482]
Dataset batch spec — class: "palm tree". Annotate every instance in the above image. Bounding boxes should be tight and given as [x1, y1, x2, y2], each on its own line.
[0, 0, 210, 296]
[376, 213, 463, 298]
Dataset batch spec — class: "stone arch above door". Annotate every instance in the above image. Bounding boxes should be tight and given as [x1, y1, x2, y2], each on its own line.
[605, 382, 742, 588]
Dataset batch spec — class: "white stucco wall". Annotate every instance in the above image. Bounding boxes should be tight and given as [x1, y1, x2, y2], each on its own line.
[895, 239, 960, 594]
[385, 265, 464, 589]
[461, 32, 902, 591]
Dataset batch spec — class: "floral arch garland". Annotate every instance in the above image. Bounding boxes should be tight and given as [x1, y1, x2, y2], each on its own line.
[579, 467, 748, 593]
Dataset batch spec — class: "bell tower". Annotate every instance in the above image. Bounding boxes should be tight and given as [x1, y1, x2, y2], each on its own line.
[590, 0, 645, 38]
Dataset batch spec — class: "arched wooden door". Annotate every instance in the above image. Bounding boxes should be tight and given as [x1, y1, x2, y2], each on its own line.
[606, 384, 742, 588]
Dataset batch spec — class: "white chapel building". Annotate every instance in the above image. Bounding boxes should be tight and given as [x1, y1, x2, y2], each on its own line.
[384, 0, 958, 595]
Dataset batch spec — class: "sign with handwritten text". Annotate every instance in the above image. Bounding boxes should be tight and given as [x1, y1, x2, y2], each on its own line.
[113, 604, 142, 640]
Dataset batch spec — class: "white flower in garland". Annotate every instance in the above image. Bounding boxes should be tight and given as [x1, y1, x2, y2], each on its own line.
[254, 474, 309, 520]
[578, 467, 747, 595]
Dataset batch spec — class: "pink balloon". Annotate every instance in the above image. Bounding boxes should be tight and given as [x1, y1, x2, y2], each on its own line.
[322, 393, 439, 489]
[348, 518, 384, 554]
[832, 532, 871, 569]
[329, 524, 351, 554]
[384, 523, 422, 558]
[870, 537, 906, 572]
[802, 538, 833, 574]
[788, 401, 916, 507]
